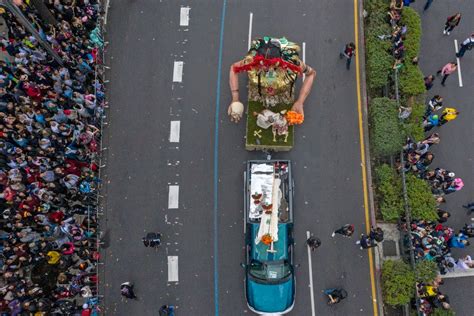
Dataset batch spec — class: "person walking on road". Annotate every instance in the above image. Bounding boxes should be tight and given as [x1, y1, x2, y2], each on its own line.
[356, 234, 377, 250]
[443, 13, 461, 35]
[423, 0, 434, 11]
[306, 235, 321, 251]
[439, 107, 459, 126]
[324, 288, 348, 305]
[331, 224, 355, 238]
[456, 33, 474, 58]
[339, 42, 356, 70]
[436, 62, 457, 86]
[120, 282, 137, 299]
[142, 232, 162, 248]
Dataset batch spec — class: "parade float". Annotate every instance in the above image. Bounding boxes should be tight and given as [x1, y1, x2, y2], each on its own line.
[228, 37, 311, 152]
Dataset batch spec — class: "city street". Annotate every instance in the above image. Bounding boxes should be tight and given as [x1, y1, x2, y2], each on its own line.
[411, 1, 474, 315]
[102, 1, 378, 315]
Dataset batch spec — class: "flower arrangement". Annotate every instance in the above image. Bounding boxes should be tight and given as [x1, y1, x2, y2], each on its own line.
[261, 234, 273, 245]
[285, 111, 304, 125]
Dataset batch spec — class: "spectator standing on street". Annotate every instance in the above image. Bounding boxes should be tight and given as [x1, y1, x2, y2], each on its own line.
[456, 33, 474, 58]
[369, 226, 384, 242]
[142, 232, 162, 248]
[331, 224, 355, 238]
[356, 234, 377, 250]
[324, 288, 348, 305]
[423, 114, 439, 132]
[120, 282, 137, 300]
[424, 75, 435, 90]
[159, 305, 175, 316]
[306, 235, 322, 251]
[339, 42, 356, 70]
[423, 0, 434, 11]
[436, 62, 457, 86]
[439, 107, 459, 126]
[424, 95, 443, 118]
[437, 209, 451, 223]
[443, 13, 461, 35]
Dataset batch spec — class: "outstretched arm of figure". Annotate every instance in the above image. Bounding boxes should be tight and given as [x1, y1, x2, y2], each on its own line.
[291, 65, 316, 116]
[229, 60, 244, 103]
[227, 60, 245, 122]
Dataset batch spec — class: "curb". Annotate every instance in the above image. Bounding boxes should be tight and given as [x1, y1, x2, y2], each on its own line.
[357, 1, 384, 315]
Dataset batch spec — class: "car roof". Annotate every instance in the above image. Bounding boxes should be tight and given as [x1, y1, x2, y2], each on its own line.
[250, 223, 288, 261]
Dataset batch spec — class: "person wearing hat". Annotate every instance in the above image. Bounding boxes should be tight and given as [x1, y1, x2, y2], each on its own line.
[120, 282, 137, 299]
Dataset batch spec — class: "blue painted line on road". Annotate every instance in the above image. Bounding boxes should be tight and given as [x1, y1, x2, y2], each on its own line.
[213, 1, 227, 315]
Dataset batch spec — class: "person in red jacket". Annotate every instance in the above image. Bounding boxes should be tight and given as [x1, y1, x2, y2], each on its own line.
[443, 13, 461, 35]
[339, 42, 356, 70]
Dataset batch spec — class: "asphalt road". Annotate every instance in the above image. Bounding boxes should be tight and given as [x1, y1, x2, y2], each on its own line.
[102, 1, 376, 315]
[410, 1, 474, 315]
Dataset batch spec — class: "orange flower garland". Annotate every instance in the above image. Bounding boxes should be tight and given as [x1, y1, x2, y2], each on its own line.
[285, 111, 304, 125]
[261, 234, 273, 245]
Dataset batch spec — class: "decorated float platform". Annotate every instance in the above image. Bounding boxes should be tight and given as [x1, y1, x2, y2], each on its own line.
[245, 101, 295, 152]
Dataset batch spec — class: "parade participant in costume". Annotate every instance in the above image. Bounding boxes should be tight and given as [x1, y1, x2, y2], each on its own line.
[228, 37, 316, 122]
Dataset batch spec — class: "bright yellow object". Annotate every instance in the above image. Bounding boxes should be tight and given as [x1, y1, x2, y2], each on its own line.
[285, 111, 304, 125]
[442, 107, 457, 121]
[47, 251, 61, 264]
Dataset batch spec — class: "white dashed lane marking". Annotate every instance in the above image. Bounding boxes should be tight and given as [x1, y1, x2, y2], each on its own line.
[454, 39, 463, 87]
[248, 12, 253, 50]
[168, 256, 179, 282]
[173, 61, 184, 82]
[180, 7, 190, 26]
[168, 185, 179, 209]
[169, 121, 181, 143]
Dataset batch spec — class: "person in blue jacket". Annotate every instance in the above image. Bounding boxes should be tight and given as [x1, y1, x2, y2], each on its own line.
[449, 233, 469, 249]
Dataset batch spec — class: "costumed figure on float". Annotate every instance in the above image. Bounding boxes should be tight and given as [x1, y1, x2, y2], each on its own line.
[228, 37, 316, 151]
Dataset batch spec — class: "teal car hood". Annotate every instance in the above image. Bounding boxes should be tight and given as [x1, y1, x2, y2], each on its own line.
[247, 277, 294, 313]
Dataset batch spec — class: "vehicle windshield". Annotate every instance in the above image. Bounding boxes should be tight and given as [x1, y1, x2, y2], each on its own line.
[249, 260, 292, 282]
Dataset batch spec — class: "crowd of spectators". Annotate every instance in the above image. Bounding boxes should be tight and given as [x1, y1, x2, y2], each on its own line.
[0, 0, 104, 314]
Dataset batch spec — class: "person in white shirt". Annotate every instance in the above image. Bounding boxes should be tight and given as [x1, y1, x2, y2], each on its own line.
[456, 33, 474, 58]
[456, 255, 474, 271]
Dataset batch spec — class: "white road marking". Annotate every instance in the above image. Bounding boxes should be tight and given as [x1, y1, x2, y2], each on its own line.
[248, 12, 253, 50]
[173, 61, 184, 82]
[180, 7, 190, 26]
[169, 121, 181, 143]
[104, 0, 110, 25]
[302, 42, 306, 81]
[306, 231, 316, 316]
[454, 39, 463, 87]
[168, 185, 179, 209]
[168, 256, 179, 282]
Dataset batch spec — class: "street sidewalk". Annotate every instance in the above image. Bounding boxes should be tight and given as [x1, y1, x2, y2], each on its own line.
[410, 1, 474, 315]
